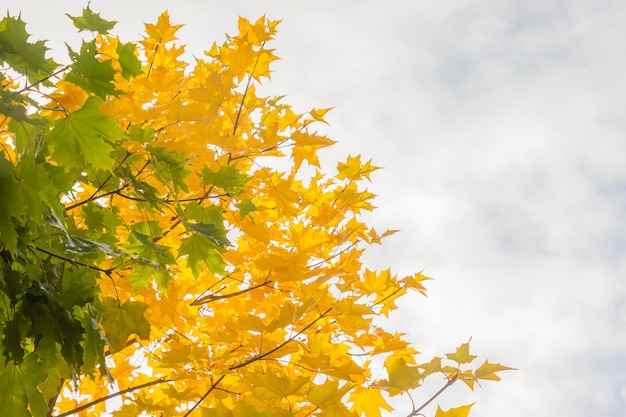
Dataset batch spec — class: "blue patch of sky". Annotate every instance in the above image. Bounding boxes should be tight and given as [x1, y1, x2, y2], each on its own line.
[595, 179, 626, 260]
[577, 351, 626, 417]
[431, 2, 585, 96]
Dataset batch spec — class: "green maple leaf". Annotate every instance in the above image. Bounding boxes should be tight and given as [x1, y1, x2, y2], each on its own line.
[0, 352, 48, 417]
[0, 153, 22, 251]
[116, 41, 142, 79]
[59, 267, 98, 310]
[239, 198, 257, 219]
[79, 310, 109, 379]
[66, 5, 117, 34]
[65, 40, 119, 98]
[128, 264, 171, 292]
[179, 234, 226, 277]
[0, 89, 43, 124]
[188, 222, 230, 247]
[147, 144, 189, 194]
[48, 96, 122, 172]
[99, 297, 150, 352]
[125, 222, 175, 266]
[0, 15, 58, 85]
[202, 164, 250, 195]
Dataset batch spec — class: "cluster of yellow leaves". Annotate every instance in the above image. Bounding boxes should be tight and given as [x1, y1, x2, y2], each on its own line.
[22, 13, 512, 417]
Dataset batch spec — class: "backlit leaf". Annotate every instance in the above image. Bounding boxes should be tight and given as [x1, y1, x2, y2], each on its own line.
[66, 5, 117, 34]
[99, 297, 150, 352]
[179, 234, 226, 277]
[435, 403, 474, 417]
[116, 41, 142, 79]
[474, 361, 516, 381]
[349, 386, 393, 417]
[0, 15, 58, 84]
[48, 96, 122, 171]
[387, 357, 421, 392]
[0, 154, 21, 251]
[202, 164, 250, 195]
[445, 341, 477, 365]
[0, 351, 49, 417]
[65, 40, 119, 98]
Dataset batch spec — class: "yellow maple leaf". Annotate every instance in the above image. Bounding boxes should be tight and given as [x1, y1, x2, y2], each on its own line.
[309, 107, 333, 124]
[42, 80, 88, 117]
[445, 340, 478, 365]
[337, 154, 379, 182]
[349, 386, 393, 417]
[435, 403, 474, 417]
[474, 360, 517, 381]
[144, 11, 183, 44]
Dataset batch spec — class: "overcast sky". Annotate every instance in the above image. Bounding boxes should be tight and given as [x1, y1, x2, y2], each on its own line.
[7, 1, 626, 416]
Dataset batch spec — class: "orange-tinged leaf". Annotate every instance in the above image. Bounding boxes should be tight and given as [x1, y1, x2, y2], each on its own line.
[435, 403, 474, 417]
[43, 80, 88, 117]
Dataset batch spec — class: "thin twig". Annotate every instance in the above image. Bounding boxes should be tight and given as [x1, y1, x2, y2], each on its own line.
[407, 374, 458, 417]
[190, 278, 273, 305]
[18, 65, 71, 94]
[229, 307, 332, 370]
[46, 379, 65, 417]
[231, 73, 253, 137]
[182, 374, 226, 417]
[33, 246, 111, 274]
[65, 185, 129, 211]
[55, 378, 169, 417]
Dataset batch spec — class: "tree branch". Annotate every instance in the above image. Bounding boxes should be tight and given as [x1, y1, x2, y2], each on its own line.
[55, 377, 169, 417]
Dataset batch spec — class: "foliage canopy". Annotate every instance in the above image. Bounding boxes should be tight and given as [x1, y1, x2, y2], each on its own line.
[0, 7, 512, 417]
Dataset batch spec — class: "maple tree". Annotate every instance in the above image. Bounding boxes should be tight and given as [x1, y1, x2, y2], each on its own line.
[0, 7, 513, 417]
